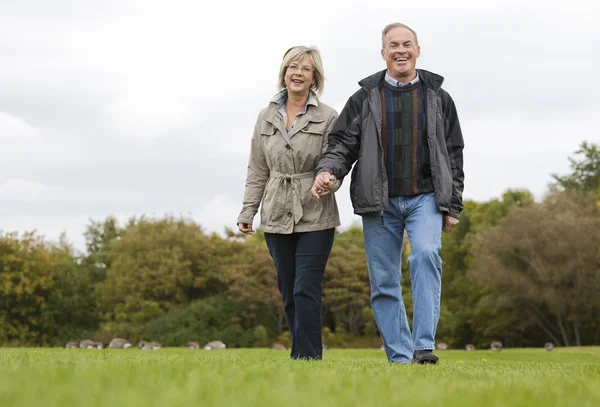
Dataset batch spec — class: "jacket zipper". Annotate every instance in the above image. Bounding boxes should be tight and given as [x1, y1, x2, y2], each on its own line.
[376, 94, 385, 225]
[365, 84, 386, 225]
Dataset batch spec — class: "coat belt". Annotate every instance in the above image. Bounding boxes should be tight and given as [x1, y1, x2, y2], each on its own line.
[270, 171, 313, 225]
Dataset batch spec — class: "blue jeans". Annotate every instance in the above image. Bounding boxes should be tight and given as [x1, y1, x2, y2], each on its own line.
[362, 193, 442, 363]
[265, 229, 335, 360]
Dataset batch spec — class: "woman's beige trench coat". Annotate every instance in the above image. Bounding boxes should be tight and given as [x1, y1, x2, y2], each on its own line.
[237, 95, 340, 234]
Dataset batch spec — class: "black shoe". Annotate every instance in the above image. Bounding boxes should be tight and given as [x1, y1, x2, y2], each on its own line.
[413, 350, 439, 365]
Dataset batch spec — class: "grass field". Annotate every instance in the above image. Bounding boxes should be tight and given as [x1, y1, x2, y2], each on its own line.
[1, 347, 599, 407]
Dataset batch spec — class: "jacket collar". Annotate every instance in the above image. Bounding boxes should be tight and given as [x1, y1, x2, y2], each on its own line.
[269, 89, 319, 108]
[264, 89, 323, 124]
[359, 69, 444, 92]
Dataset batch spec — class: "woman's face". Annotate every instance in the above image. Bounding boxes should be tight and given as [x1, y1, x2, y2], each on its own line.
[284, 55, 315, 96]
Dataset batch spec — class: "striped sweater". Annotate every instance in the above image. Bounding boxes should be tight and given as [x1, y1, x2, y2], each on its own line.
[380, 81, 434, 197]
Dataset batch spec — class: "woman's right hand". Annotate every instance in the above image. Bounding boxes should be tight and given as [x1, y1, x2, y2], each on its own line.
[311, 171, 336, 198]
[238, 222, 255, 234]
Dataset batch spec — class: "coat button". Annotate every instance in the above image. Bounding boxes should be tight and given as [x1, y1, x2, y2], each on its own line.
[285, 144, 291, 149]
[287, 212, 292, 217]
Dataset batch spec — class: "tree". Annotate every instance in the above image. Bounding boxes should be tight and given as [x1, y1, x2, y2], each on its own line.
[469, 189, 600, 346]
[83, 216, 123, 283]
[227, 242, 282, 335]
[95, 217, 202, 336]
[436, 190, 535, 348]
[94, 216, 249, 335]
[323, 227, 372, 336]
[552, 141, 600, 196]
[143, 295, 250, 347]
[0, 232, 55, 345]
[39, 234, 99, 345]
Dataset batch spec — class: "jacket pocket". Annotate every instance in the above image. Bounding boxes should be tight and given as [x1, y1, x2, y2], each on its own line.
[300, 121, 327, 135]
[260, 122, 276, 136]
[299, 123, 327, 168]
[299, 177, 322, 224]
[434, 143, 453, 207]
[260, 179, 281, 225]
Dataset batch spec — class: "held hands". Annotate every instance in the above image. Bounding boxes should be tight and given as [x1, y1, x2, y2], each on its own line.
[311, 172, 336, 198]
[237, 222, 255, 234]
[442, 214, 459, 233]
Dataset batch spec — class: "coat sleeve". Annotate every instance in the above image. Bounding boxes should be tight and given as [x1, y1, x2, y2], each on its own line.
[320, 109, 343, 193]
[442, 91, 465, 219]
[237, 111, 270, 225]
[315, 91, 363, 179]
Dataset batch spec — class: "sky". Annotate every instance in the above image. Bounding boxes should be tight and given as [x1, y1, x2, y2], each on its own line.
[1, 0, 598, 252]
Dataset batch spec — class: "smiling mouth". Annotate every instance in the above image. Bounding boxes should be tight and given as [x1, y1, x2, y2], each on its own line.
[291, 79, 304, 84]
[394, 57, 408, 62]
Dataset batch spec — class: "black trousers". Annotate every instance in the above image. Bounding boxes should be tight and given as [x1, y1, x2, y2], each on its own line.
[265, 228, 335, 360]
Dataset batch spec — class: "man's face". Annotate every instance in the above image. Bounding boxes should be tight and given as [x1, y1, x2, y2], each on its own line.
[381, 27, 421, 81]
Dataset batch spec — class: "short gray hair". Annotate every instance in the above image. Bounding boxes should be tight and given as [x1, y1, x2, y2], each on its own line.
[278, 46, 325, 96]
[381, 23, 418, 48]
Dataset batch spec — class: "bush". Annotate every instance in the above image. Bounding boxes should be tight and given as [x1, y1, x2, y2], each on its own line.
[144, 296, 257, 347]
[253, 325, 270, 347]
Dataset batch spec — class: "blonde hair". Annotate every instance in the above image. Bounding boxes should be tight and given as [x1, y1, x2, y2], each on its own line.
[278, 46, 325, 96]
[381, 23, 419, 48]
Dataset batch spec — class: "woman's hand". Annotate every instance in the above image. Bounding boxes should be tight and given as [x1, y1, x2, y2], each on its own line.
[238, 222, 255, 234]
[311, 172, 336, 198]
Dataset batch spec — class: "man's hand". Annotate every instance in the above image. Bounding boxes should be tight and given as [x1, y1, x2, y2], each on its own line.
[442, 214, 459, 233]
[311, 171, 336, 198]
[237, 222, 255, 234]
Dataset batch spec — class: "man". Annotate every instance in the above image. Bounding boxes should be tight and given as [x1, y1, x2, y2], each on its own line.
[312, 23, 464, 364]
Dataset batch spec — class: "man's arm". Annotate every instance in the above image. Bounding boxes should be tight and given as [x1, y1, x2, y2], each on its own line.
[319, 109, 342, 193]
[442, 90, 465, 220]
[315, 91, 364, 179]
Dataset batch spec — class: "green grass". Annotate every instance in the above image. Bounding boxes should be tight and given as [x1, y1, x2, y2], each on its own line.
[1, 347, 599, 407]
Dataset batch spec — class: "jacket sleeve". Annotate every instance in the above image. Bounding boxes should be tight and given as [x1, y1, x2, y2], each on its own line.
[442, 91, 465, 219]
[237, 112, 270, 225]
[320, 109, 343, 193]
[315, 92, 363, 179]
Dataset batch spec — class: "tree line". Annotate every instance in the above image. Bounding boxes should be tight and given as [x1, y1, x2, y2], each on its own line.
[1, 142, 599, 349]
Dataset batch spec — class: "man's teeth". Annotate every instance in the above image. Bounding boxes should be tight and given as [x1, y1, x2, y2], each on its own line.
[395, 58, 408, 61]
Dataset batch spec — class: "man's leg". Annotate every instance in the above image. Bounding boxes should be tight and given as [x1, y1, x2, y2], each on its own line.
[265, 232, 298, 358]
[293, 229, 335, 360]
[362, 199, 413, 363]
[404, 193, 443, 356]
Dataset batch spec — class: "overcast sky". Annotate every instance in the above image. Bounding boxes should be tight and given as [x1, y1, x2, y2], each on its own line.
[1, 0, 598, 252]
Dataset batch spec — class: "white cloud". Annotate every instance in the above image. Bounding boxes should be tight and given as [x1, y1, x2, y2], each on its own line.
[107, 93, 194, 142]
[0, 0, 598, 250]
[0, 212, 135, 255]
[0, 179, 54, 202]
[461, 110, 598, 200]
[0, 113, 87, 172]
[464, 110, 598, 155]
[0, 112, 41, 140]
[196, 195, 243, 233]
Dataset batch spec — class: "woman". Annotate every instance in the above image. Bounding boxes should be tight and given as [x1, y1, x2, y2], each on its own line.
[237, 46, 340, 360]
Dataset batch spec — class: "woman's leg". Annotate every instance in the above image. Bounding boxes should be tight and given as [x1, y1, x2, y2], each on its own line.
[265, 232, 298, 356]
[293, 228, 335, 359]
